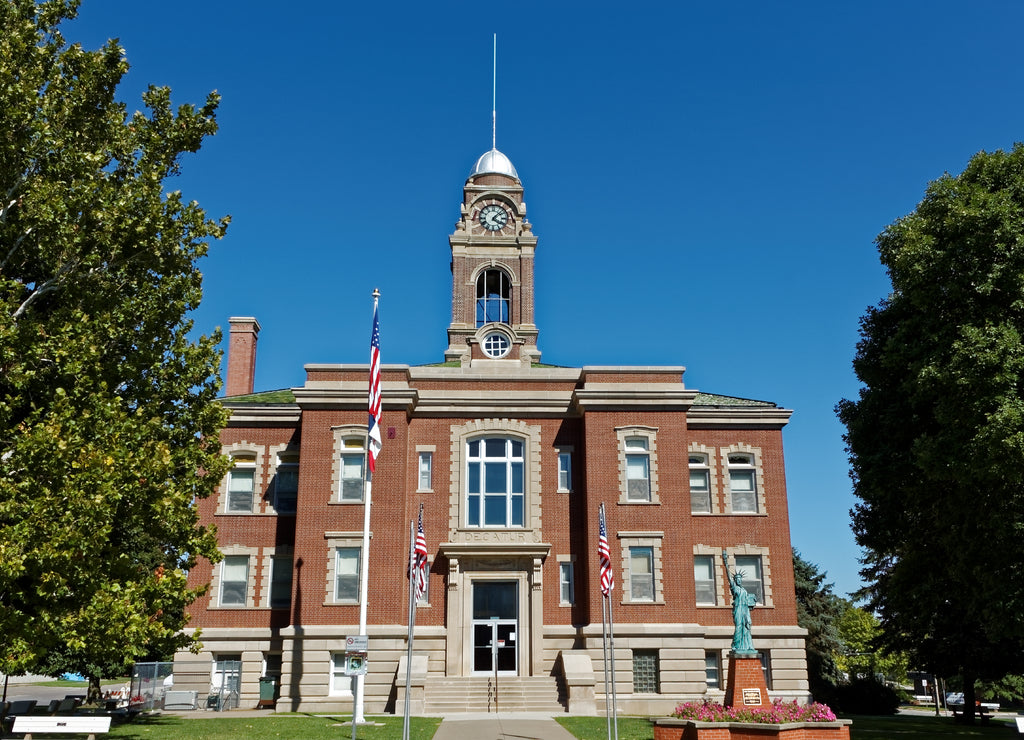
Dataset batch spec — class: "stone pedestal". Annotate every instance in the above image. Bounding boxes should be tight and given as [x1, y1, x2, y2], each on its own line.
[724, 652, 769, 709]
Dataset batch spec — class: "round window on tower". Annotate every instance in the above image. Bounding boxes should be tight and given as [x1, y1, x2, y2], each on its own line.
[482, 332, 511, 359]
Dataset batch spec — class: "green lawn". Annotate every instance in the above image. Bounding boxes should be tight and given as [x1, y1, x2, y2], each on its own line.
[15, 711, 1016, 740]
[100, 714, 441, 740]
[556, 714, 1019, 740]
[556, 716, 656, 740]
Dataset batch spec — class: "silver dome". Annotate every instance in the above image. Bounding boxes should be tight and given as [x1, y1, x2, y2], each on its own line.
[470, 148, 519, 179]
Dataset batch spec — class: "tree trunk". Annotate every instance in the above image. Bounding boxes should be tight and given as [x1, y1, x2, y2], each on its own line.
[87, 675, 102, 705]
[961, 671, 977, 724]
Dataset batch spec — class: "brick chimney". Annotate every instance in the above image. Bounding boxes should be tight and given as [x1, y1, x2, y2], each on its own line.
[225, 317, 261, 397]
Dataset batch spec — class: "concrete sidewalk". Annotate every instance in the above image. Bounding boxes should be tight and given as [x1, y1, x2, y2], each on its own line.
[431, 713, 578, 740]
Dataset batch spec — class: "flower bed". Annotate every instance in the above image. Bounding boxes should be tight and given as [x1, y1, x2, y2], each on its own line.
[652, 701, 851, 740]
[674, 700, 837, 724]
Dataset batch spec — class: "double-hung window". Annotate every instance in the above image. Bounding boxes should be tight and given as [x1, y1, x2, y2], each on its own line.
[629, 546, 655, 601]
[220, 555, 249, 606]
[335, 547, 361, 602]
[339, 439, 365, 502]
[689, 454, 711, 513]
[728, 453, 758, 513]
[227, 454, 256, 513]
[559, 560, 575, 605]
[694, 554, 717, 605]
[466, 437, 524, 527]
[734, 555, 764, 604]
[705, 652, 722, 689]
[625, 437, 651, 502]
[418, 451, 432, 491]
[557, 451, 572, 492]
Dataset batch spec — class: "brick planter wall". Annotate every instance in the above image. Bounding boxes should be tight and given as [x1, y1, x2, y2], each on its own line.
[652, 718, 852, 740]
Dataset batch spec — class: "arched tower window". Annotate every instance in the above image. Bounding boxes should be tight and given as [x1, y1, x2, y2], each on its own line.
[476, 269, 511, 327]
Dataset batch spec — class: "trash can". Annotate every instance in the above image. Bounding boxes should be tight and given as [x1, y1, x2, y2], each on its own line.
[258, 676, 277, 708]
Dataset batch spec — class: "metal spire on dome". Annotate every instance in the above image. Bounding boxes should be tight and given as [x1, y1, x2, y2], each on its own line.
[492, 33, 497, 151]
[470, 34, 519, 179]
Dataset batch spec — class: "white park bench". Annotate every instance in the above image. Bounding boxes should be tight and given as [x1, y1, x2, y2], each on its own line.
[12, 715, 111, 740]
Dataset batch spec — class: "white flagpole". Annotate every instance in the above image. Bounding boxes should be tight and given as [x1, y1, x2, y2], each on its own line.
[402, 518, 416, 740]
[607, 590, 619, 740]
[353, 289, 380, 730]
[601, 593, 611, 740]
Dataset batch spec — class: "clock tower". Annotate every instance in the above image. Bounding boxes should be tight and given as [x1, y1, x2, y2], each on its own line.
[445, 147, 540, 365]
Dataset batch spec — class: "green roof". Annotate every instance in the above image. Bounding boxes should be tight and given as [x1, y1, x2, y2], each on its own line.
[691, 392, 777, 408]
[222, 388, 296, 404]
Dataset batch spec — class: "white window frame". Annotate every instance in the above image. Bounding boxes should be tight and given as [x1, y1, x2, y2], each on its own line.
[723, 545, 774, 607]
[616, 427, 659, 504]
[226, 454, 256, 514]
[618, 531, 665, 604]
[219, 555, 250, 607]
[329, 653, 354, 697]
[417, 449, 433, 492]
[558, 556, 575, 606]
[722, 445, 766, 515]
[734, 554, 765, 605]
[212, 653, 242, 692]
[689, 453, 712, 514]
[465, 436, 525, 528]
[694, 554, 717, 606]
[331, 426, 368, 504]
[705, 651, 722, 690]
[557, 448, 573, 493]
[333, 547, 361, 603]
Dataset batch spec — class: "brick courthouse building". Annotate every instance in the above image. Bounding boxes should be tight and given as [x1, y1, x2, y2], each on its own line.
[175, 147, 810, 714]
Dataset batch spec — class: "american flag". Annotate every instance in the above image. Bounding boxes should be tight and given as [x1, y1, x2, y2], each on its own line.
[598, 505, 614, 596]
[367, 298, 382, 472]
[413, 508, 428, 602]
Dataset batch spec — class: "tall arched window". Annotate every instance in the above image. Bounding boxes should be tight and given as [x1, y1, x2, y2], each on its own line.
[476, 269, 511, 326]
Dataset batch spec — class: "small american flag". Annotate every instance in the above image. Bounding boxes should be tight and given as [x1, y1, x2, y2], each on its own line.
[598, 505, 614, 596]
[413, 508, 428, 602]
[367, 298, 382, 472]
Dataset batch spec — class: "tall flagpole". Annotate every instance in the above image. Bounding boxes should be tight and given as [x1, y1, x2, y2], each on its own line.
[607, 587, 619, 740]
[402, 518, 416, 740]
[353, 289, 382, 729]
[598, 503, 619, 740]
[601, 593, 611, 740]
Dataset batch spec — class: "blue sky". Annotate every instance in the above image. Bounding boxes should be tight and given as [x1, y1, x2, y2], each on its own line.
[68, 1, 1024, 599]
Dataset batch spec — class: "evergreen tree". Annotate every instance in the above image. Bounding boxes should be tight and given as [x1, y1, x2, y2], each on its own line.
[0, 0, 229, 700]
[793, 549, 844, 700]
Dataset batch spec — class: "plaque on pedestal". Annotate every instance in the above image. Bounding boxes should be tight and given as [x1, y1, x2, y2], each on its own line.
[724, 652, 770, 708]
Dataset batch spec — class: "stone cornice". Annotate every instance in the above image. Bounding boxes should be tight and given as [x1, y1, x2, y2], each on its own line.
[686, 407, 793, 429]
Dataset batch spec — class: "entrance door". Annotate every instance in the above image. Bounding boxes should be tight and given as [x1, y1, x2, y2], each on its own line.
[471, 581, 518, 675]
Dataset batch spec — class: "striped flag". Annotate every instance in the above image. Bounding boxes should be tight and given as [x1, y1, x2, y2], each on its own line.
[598, 504, 614, 596]
[367, 299, 382, 472]
[413, 508, 428, 602]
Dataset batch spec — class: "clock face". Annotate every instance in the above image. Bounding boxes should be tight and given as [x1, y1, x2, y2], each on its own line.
[479, 204, 508, 232]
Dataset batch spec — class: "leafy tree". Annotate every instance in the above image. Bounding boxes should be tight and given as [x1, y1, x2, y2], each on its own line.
[0, 0, 229, 701]
[792, 549, 844, 701]
[837, 143, 1024, 721]
[835, 603, 907, 684]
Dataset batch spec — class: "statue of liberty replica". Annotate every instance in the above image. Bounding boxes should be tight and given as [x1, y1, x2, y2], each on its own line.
[723, 550, 758, 654]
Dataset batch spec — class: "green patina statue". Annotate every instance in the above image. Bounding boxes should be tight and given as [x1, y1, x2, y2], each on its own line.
[723, 550, 758, 655]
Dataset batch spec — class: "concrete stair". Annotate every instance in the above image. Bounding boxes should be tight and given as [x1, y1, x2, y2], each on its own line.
[423, 676, 565, 714]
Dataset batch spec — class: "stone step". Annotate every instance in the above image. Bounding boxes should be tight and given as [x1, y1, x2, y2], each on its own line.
[423, 676, 565, 714]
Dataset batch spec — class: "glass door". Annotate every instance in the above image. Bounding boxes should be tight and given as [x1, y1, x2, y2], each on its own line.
[471, 581, 518, 675]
